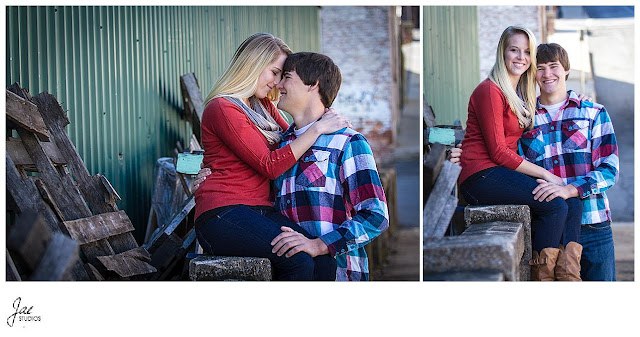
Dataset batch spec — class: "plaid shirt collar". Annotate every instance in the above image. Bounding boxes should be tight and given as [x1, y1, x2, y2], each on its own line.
[536, 90, 582, 114]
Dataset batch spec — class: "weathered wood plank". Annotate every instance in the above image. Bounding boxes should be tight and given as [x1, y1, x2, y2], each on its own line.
[6, 212, 51, 271]
[423, 101, 437, 128]
[63, 210, 135, 245]
[16, 126, 91, 221]
[84, 263, 105, 281]
[424, 161, 461, 238]
[150, 232, 184, 274]
[30, 233, 79, 281]
[180, 73, 204, 141]
[6, 153, 63, 234]
[424, 143, 446, 201]
[189, 134, 203, 152]
[147, 195, 195, 248]
[427, 194, 458, 238]
[96, 247, 156, 278]
[6, 137, 67, 167]
[6, 89, 51, 139]
[30, 91, 119, 215]
[6, 250, 22, 281]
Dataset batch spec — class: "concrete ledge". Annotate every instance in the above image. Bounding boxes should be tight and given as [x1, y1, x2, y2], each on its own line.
[464, 205, 532, 281]
[424, 270, 504, 281]
[189, 256, 272, 281]
[423, 221, 524, 281]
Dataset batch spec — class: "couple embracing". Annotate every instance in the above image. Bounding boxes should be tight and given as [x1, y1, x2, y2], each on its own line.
[452, 26, 619, 281]
[193, 33, 389, 281]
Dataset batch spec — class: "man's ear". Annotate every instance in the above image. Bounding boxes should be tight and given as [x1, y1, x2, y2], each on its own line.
[308, 81, 319, 91]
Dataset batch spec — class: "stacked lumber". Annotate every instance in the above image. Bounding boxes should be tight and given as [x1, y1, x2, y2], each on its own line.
[5, 83, 156, 281]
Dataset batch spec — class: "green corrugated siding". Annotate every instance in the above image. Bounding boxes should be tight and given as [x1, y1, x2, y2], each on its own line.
[423, 6, 479, 127]
[6, 6, 320, 242]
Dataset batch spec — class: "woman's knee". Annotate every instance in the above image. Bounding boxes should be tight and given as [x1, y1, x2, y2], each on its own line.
[274, 250, 314, 271]
[565, 197, 584, 216]
[537, 197, 569, 217]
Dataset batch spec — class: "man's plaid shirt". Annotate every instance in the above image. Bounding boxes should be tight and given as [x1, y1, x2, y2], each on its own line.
[273, 124, 389, 281]
[518, 90, 619, 225]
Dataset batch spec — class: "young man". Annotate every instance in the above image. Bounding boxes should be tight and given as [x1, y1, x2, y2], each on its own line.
[269, 52, 389, 281]
[451, 43, 619, 281]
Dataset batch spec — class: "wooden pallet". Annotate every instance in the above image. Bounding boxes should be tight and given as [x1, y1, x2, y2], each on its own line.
[5, 83, 156, 281]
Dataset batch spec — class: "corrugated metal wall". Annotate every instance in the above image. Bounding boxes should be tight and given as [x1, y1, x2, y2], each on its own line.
[6, 6, 320, 242]
[423, 6, 479, 127]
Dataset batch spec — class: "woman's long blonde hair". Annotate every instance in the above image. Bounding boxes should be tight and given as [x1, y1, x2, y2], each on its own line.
[204, 33, 292, 144]
[205, 33, 292, 105]
[488, 26, 537, 129]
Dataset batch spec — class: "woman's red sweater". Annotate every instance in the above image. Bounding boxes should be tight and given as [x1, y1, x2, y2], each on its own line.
[459, 79, 525, 184]
[194, 97, 296, 220]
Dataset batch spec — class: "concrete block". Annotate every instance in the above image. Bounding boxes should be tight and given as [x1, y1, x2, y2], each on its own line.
[464, 205, 532, 281]
[189, 256, 272, 281]
[423, 221, 524, 281]
[423, 270, 505, 281]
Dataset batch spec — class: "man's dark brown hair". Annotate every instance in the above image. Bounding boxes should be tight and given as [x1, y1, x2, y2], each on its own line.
[283, 52, 342, 108]
[537, 43, 571, 80]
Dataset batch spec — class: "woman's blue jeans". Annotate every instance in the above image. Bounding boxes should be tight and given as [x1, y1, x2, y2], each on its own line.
[195, 205, 337, 281]
[460, 166, 583, 252]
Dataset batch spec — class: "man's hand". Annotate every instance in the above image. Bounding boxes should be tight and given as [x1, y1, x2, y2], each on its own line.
[532, 179, 579, 202]
[271, 226, 329, 258]
[449, 144, 462, 164]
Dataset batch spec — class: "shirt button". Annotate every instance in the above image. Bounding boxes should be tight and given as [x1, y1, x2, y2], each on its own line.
[551, 126, 555, 130]
[554, 160, 558, 164]
[286, 199, 290, 204]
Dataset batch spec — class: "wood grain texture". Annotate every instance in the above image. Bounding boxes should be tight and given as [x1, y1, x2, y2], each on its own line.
[30, 233, 79, 281]
[63, 211, 135, 245]
[96, 247, 156, 278]
[6, 89, 50, 138]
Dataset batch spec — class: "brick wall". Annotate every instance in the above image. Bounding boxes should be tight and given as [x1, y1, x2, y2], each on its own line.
[478, 6, 542, 79]
[320, 6, 399, 164]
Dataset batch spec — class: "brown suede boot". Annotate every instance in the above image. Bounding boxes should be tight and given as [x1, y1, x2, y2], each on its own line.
[529, 247, 560, 281]
[555, 242, 583, 281]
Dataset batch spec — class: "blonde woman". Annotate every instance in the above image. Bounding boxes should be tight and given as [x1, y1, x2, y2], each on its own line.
[458, 26, 583, 281]
[194, 33, 347, 280]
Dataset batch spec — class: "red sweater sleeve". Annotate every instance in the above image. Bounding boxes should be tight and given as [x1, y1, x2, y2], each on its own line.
[472, 83, 524, 169]
[203, 98, 297, 179]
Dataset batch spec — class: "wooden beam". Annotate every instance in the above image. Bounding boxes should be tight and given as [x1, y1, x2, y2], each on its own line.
[6, 89, 51, 139]
[6, 137, 67, 167]
[146, 195, 195, 249]
[16, 126, 91, 221]
[96, 247, 156, 278]
[424, 161, 461, 238]
[30, 233, 79, 281]
[63, 211, 135, 245]
[424, 143, 446, 201]
[6, 250, 22, 281]
[7, 211, 52, 272]
[180, 73, 204, 142]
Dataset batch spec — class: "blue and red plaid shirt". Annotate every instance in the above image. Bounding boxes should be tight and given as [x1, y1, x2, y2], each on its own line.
[273, 123, 389, 281]
[518, 90, 619, 225]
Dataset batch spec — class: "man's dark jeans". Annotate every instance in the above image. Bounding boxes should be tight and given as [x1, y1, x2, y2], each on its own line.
[195, 205, 336, 281]
[580, 221, 616, 281]
[460, 166, 583, 252]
